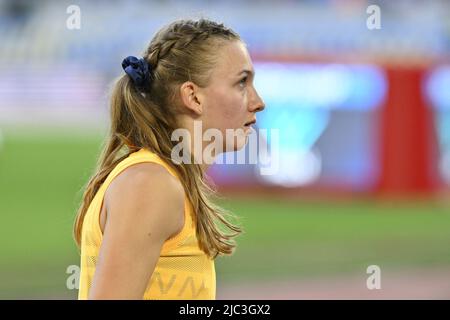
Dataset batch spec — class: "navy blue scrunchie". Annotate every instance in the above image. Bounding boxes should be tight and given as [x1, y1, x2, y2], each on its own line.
[121, 56, 151, 90]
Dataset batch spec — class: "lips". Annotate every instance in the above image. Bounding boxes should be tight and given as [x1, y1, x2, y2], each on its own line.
[244, 119, 256, 127]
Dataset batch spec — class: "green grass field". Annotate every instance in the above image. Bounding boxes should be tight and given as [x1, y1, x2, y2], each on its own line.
[1, 128, 450, 299]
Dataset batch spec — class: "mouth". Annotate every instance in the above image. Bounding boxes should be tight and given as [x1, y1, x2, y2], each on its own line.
[244, 119, 256, 128]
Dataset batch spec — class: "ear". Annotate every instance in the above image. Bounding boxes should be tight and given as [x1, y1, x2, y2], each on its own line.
[179, 81, 203, 116]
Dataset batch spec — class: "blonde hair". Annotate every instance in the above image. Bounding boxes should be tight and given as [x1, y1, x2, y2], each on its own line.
[74, 18, 243, 259]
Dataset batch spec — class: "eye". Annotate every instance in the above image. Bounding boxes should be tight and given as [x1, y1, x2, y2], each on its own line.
[239, 76, 248, 88]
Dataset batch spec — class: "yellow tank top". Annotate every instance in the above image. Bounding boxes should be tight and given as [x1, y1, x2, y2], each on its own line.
[78, 148, 216, 299]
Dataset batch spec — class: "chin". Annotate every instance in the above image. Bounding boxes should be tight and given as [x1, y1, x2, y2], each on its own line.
[221, 127, 249, 152]
[236, 136, 249, 151]
[225, 136, 248, 152]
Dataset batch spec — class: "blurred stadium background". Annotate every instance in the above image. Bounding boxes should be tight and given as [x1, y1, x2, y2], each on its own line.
[1, 0, 450, 299]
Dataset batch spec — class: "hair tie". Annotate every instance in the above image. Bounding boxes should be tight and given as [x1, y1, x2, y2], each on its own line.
[121, 56, 151, 90]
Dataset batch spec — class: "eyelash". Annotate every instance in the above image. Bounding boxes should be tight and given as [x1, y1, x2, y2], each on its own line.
[239, 76, 248, 87]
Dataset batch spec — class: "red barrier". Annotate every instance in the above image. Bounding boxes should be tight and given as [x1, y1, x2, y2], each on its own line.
[376, 67, 440, 195]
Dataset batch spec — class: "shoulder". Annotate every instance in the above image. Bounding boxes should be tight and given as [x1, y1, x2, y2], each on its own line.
[104, 161, 185, 240]
[109, 161, 184, 197]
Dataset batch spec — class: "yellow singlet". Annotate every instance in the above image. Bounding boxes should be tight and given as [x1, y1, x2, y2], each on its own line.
[78, 148, 216, 299]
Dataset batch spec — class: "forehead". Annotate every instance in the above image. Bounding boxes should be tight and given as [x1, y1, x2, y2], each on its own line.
[212, 41, 254, 79]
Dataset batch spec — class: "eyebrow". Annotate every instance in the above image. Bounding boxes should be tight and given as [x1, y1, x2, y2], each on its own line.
[237, 69, 255, 77]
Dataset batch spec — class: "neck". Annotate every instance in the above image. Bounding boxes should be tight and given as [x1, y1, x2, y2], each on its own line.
[176, 117, 219, 173]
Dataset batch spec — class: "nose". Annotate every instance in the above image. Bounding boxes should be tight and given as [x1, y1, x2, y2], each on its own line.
[249, 88, 265, 113]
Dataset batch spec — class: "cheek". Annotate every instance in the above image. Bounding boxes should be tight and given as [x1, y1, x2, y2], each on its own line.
[210, 92, 246, 129]
[213, 93, 248, 151]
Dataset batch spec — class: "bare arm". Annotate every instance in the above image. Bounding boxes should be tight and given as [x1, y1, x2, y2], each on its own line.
[88, 163, 185, 299]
